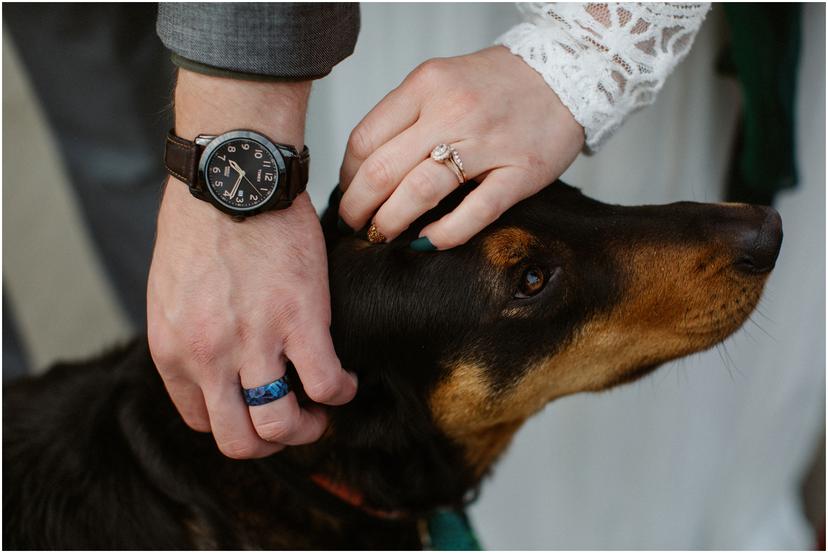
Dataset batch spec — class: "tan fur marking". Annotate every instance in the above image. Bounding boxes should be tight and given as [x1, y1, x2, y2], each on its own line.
[430, 363, 526, 477]
[483, 227, 540, 268]
[431, 240, 768, 476]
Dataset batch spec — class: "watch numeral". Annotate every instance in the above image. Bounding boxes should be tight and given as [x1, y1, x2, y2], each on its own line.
[216, 155, 226, 162]
[251, 195, 259, 201]
[241, 143, 250, 150]
[264, 173, 274, 181]
[215, 181, 224, 187]
[212, 167, 220, 174]
[262, 160, 272, 168]
[254, 150, 263, 159]
[260, 187, 268, 192]
[227, 146, 236, 153]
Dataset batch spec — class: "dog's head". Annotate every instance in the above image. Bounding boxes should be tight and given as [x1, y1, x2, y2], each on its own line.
[318, 181, 781, 493]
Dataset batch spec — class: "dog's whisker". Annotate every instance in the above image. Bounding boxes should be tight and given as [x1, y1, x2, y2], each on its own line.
[747, 315, 778, 343]
[739, 324, 760, 345]
[715, 344, 735, 382]
[720, 340, 746, 380]
[752, 304, 776, 324]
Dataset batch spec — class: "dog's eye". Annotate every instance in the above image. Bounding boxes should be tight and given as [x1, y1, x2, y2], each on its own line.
[515, 267, 546, 299]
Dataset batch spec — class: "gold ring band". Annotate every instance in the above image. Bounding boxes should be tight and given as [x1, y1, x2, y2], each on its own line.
[430, 143, 467, 184]
[447, 155, 466, 184]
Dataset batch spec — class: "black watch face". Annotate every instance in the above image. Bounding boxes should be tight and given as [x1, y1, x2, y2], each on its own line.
[203, 136, 281, 211]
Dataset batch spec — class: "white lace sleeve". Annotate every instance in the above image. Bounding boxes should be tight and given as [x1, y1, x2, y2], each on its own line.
[496, 3, 711, 152]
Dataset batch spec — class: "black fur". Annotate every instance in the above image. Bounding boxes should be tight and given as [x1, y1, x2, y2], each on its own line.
[3, 181, 778, 549]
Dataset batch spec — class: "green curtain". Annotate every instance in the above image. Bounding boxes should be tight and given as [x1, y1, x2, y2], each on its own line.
[719, 3, 802, 205]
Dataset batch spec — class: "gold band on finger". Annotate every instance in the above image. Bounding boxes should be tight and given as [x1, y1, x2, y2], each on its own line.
[448, 146, 467, 183]
[444, 157, 464, 184]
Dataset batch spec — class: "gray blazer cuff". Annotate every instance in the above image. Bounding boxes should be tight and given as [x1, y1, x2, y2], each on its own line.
[157, 3, 360, 80]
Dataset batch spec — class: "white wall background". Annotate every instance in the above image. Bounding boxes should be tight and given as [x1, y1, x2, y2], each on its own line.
[305, 4, 825, 549]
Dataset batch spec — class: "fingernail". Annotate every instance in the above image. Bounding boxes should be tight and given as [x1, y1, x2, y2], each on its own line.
[367, 223, 386, 244]
[409, 236, 437, 252]
[337, 216, 354, 235]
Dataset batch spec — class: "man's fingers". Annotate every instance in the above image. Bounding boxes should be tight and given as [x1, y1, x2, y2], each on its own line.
[340, 84, 421, 191]
[418, 168, 535, 250]
[247, 391, 329, 446]
[339, 124, 433, 232]
[203, 378, 284, 459]
[160, 374, 211, 433]
[371, 140, 484, 241]
[239, 351, 329, 445]
[285, 321, 357, 406]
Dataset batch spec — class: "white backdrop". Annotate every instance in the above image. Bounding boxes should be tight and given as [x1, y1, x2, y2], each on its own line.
[304, 4, 825, 549]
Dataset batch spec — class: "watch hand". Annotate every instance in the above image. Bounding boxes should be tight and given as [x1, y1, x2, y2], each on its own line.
[228, 159, 245, 176]
[242, 174, 267, 197]
[226, 172, 244, 199]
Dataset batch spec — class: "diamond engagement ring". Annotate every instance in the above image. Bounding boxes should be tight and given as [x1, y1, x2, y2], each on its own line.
[430, 143, 467, 184]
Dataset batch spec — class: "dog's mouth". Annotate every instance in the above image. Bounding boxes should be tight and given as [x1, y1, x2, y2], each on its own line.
[626, 204, 781, 347]
[679, 206, 782, 344]
[680, 280, 765, 342]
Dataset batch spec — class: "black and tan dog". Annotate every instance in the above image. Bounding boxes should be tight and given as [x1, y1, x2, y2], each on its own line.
[3, 181, 782, 549]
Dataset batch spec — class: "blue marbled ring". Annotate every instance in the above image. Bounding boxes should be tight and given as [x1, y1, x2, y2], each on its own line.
[242, 376, 291, 407]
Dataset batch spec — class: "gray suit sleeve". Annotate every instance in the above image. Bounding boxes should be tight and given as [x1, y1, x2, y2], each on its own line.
[157, 3, 360, 81]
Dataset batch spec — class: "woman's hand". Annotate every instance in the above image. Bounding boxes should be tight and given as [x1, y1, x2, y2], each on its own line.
[338, 46, 585, 250]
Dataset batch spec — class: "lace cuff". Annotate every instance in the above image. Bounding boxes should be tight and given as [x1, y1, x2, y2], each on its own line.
[496, 3, 710, 152]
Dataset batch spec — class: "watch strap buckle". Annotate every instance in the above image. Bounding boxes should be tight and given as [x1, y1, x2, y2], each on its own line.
[164, 130, 204, 196]
[281, 145, 310, 206]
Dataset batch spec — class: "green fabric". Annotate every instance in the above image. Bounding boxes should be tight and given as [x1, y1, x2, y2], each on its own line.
[720, 4, 802, 205]
[426, 509, 483, 551]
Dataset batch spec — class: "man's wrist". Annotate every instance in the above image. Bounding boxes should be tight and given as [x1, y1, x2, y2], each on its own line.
[173, 68, 311, 151]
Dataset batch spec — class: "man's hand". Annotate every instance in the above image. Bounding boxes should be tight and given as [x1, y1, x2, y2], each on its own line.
[147, 69, 357, 459]
[339, 46, 585, 250]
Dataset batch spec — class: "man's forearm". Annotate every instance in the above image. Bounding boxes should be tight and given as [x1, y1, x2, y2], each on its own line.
[174, 69, 311, 151]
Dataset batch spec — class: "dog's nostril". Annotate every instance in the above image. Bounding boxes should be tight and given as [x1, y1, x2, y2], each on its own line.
[733, 207, 783, 274]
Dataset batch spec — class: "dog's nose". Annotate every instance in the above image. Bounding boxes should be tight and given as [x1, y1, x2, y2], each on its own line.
[733, 206, 783, 274]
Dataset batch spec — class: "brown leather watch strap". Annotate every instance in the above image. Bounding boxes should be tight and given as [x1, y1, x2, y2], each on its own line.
[164, 131, 202, 188]
[277, 145, 310, 207]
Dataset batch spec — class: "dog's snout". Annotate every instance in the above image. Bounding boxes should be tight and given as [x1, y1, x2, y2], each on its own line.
[732, 206, 783, 275]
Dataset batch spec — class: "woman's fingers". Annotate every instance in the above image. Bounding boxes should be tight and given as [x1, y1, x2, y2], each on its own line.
[371, 141, 484, 241]
[417, 167, 537, 250]
[338, 123, 433, 232]
[339, 84, 422, 191]
[336, 46, 586, 253]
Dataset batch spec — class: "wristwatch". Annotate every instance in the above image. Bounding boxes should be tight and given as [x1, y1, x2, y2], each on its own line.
[163, 129, 310, 219]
